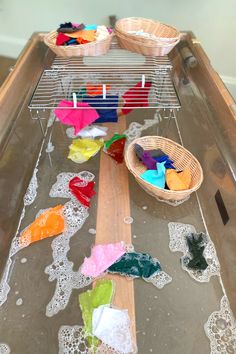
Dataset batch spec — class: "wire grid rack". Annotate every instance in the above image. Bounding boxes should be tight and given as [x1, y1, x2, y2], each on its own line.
[29, 38, 181, 111]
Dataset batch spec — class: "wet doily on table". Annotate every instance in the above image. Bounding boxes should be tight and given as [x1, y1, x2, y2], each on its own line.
[124, 109, 160, 142]
[168, 222, 220, 282]
[0, 343, 10, 354]
[45, 172, 95, 317]
[58, 325, 136, 354]
[204, 296, 236, 354]
[23, 168, 39, 206]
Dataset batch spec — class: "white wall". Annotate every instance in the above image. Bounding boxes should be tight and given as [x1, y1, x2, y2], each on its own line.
[0, 0, 235, 93]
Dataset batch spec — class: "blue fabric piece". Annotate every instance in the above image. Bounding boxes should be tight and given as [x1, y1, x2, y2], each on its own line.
[83, 95, 118, 123]
[153, 156, 176, 170]
[85, 24, 97, 30]
[67, 38, 78, 45]
[140, 162, 166, 188]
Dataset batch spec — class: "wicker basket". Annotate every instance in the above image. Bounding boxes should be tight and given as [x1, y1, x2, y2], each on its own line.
[116, 32, 179, 56]
[44, 30, 113, 57]
[125, 136, 203, 202]
[115, 17, 180, 46]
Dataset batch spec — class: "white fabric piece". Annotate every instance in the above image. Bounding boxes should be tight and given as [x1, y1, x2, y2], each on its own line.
[96, 25, 110, 41]
[66, 126, 108, 139]
[92, 305, 134, 354]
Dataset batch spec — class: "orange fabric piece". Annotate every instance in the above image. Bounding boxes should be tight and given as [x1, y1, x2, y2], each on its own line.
[19, 205, 65, 246]
[86, 84, 111, 96]
[65, 29, 96, 41]
[166, 168, 192, 191]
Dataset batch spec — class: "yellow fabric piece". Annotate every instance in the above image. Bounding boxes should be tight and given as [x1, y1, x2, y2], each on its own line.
[19, 205, 65, 246]
[166, 168, 192, 191]
[68, 138, 104, 163]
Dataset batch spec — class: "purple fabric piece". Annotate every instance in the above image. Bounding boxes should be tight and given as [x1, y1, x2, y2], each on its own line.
[141, 151, 157, 170]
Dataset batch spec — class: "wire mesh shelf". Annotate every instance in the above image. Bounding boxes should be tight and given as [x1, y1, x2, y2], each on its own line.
[29, 38, 180, 111]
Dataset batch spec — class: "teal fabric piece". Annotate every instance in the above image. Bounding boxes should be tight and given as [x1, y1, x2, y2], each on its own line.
[140, 161, 166, 189]
[107, 252, 162, 279]
[85, 24, 97, 30]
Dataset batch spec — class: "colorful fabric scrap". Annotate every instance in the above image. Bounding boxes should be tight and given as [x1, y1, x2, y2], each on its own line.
[166, 168, 191, 191]
[81, 242, 126, 277]
[68, 138, 104, 163]
[140, 161, 166, 188]
[69, 176, 96, 208]
[54, 100, 99, 135]
[19, 205, 65, 247]
[108, 251, 162, 279]
[122, 81, 152, 115]
[78, 279, 114, 345]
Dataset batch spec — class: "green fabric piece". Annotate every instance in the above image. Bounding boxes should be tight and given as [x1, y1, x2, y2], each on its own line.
[104, 133, 127, 150]
[78, 279, 114, 346]
[108, 252, 162, 278]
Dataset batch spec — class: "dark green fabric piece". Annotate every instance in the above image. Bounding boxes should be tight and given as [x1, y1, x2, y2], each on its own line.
[107, 252, 162, 278]
[184, 233, 208, 271]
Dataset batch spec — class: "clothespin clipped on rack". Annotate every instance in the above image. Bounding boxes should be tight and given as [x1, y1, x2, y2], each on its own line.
[73, 92, 77, 108]
[103, 84, 106, 100]
[142, 74, 145, 88]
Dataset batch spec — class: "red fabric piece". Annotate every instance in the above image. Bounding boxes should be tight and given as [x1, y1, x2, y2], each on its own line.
[56, 32, 71, 46]
[105, 137, 126, 163]
[69, 177, 96, 208]
[122, 81, 152, 115]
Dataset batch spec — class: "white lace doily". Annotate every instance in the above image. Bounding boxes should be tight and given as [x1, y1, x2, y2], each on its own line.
[204, 296, 236, 354]
[143, 271, 172, 289]
[168, 222, 220, 282]
[124, 109, 160, 142]
[0, 343, 10, 354]
[58, 325, 136, 354]
[45, 172, 95, 317]
[23, 168, 38, 206]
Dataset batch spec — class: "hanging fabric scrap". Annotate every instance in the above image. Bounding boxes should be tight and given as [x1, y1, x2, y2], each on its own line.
[54, 100, 99, 135]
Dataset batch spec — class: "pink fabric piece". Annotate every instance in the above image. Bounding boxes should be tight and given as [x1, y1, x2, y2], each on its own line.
[54, 100, 99, 135]
[81, 242, 126, 277]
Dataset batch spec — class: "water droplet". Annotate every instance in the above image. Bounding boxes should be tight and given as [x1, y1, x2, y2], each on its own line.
[146, 318, 150, 321]
[142, 332, 146, 335]
[154, 295, 158, 299]
[124, 216, 133, 224]
[142, 206, 148, 210]
[143, 220, 146, 224]
[133, 235, 137, 238]
[88, 228, 96, 235]
[20, 258, 27, 264]
[16, 298, 23, 306]
[149, 349, 153, 352]
[22, 314, 25, 318]
[148, 307, 152, 311]
[167, 313, 170, 316]
[15, 291, 19, 295]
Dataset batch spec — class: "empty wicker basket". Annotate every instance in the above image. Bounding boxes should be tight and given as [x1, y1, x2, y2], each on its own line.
[125, 136, 203, 202]
[44, 30, 113, 57]
[116, 32, 179, 56]
[115, 17, 180, 45]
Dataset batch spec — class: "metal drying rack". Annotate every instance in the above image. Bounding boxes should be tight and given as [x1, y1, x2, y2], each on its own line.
[29, 38, 181, 135]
